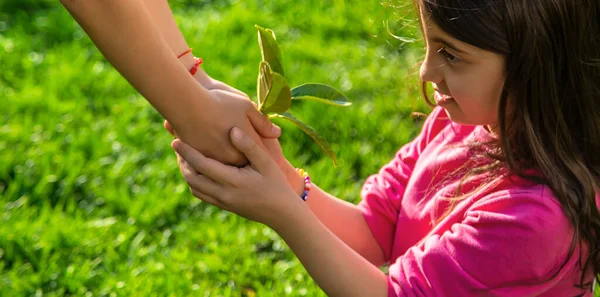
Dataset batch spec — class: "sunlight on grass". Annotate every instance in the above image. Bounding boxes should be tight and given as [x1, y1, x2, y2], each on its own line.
[10, 0, 585, 296]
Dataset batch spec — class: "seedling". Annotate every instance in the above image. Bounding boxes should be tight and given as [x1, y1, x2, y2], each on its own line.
[254, 25, 351, 166]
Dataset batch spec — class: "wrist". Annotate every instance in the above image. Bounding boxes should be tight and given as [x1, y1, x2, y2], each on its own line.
[283, 162, 305, 197]
[179, 53, 195, 72]
[177, 49, 212, 87]
[192, 67, 213, 88]
[271, 193, 313, 235]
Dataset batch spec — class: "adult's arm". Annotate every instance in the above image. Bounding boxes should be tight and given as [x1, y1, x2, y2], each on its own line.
[142, 0, 244, 95]
[59, 0, 279, 165]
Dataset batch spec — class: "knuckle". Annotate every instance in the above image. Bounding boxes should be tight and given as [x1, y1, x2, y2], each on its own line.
[190, 161, 204, 174]
[229, 175, 242, 188]
[240, 98, 253, 109]
[228, 151, 248, 167]
[182, 167, 196, 180]
[246, 139, 258, 151]
[220, 190, 237, 205]
[187, 177, 201, 190]
[192, 158, 207, 173]
[246, 143, 260, 158]
[257, 112, 269, 122]
[190, 188, 200, 197]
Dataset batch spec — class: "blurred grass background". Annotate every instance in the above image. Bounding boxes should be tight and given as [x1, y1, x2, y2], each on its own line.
[0, 1, 426, 295]
[4, 0, 593, 296]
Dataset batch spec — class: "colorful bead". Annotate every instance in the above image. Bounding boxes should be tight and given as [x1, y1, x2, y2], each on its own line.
[296, 168, 312, 202]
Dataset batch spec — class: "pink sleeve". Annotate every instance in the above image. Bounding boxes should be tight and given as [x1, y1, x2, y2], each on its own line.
[386, 190, 575, 297]
[358, 107, 449, 261]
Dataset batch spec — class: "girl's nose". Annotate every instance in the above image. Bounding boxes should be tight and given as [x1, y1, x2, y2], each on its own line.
[419, 52, 444, 84]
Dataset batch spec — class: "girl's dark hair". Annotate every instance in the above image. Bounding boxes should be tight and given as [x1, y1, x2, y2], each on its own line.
[416, 0, 600, 291]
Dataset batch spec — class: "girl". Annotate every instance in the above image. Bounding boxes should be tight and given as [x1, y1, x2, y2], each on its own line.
[170, 0, 600, 296]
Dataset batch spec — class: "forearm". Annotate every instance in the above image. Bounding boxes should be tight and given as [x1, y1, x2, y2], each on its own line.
[60, 0, 210, 137]
[287, 168, 386, 266]
[141, 0, 212, 85]
[274, 200, 388, 297]
[142, 0, 191, 64]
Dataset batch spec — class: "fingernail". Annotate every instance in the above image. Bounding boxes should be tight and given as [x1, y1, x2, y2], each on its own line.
[272, 124, 281, 134]
[232, 127, 243, 141]
[171, 139, 180, 150]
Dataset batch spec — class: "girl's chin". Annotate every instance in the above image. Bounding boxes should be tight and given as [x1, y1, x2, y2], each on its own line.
[434, 91, 455, 106]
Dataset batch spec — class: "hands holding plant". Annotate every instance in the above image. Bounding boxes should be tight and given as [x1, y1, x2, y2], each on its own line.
[171, 128, 304, 228]
[168, 25, 351, 225]
[167, 67, 281, 167]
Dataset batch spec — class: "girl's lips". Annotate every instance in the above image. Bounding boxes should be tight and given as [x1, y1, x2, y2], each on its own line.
[434, 91, 454, 105]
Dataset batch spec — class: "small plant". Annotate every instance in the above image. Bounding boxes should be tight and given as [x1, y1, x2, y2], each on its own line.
[254, 25, 351, 166]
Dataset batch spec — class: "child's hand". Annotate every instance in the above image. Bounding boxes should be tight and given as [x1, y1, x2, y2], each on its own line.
[165, 121, 305, 198]
[172, 127, 301, 228]
[193, 68, 248, 98]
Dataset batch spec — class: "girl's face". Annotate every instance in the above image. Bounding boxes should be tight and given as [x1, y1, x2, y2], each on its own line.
[419, 15, 507, 126]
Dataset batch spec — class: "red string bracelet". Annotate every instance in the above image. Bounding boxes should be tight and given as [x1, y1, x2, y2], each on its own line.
[177, 48, 193, 59]
[189, 57, 203, 75]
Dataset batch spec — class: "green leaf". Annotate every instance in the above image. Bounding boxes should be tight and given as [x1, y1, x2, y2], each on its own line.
[257, 62, 292, 113]
[269, 112, 338, 166]
[262, 71, 292, 114]
[257, 61, 271, 109]
[255, 25, 285, 76]
[291, 83, 351, 106]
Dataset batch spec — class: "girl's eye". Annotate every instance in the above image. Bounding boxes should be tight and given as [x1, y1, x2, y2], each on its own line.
[437, 47, 461, 64]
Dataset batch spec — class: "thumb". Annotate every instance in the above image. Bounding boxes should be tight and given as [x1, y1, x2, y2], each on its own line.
[247, 105, 281, 139]
[230, 127, 272, 172]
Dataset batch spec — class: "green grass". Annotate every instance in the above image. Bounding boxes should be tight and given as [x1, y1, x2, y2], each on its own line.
[1, 0, 597, 296]
[0, 1, 425, 295]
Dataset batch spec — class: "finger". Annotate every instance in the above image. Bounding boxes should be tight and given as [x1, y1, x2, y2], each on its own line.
[171, 139, 237, 184]
[229, 127, 273, 173]
[180, 165, 224, 199]
[190, 188, 227, 210]
[215, 80, 248, 98]
[247, 105, 281, 139]
[176, 154, 228, 207]
[230, 86, 248, 98]
[164, 120, 177, 137]
[177, 152, 199, 182]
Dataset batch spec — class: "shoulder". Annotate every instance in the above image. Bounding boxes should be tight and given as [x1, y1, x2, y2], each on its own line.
[387, 183, 580, 295]
[466, 182, 573, 265]
[470, 181, 569, 235]
[386, 182, 578, 295]
[430, 182, 575, 289]
[471, 181, 565, 222]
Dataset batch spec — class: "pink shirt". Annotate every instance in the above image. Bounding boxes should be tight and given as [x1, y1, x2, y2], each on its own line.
[358, 107, 595, 297]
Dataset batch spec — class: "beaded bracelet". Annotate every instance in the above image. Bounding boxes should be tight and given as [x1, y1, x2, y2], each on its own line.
[189, 57, 204, 75]
[295, 168, 312, 201]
